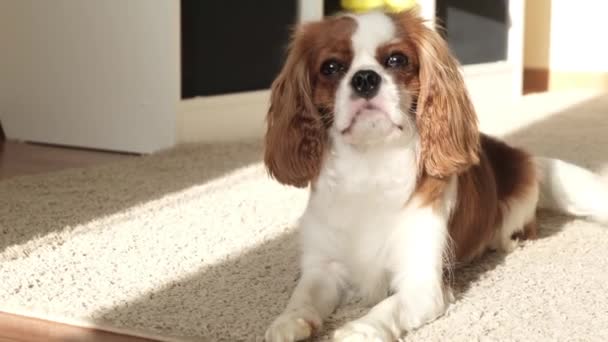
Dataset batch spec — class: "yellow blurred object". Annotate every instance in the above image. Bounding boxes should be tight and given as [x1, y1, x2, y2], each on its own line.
[341, 0, 416, 13]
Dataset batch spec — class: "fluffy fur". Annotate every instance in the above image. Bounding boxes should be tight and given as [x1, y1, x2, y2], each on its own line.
[263, 9, 608, 342]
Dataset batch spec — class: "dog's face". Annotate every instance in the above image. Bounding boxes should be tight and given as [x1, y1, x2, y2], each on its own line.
[309, 12, 420, 147]
[264, 10, 480, 187]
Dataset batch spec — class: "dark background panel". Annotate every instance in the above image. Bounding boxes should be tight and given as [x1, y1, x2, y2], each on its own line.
[181, 1, 511, 98]
[181, 1, 297, 98]
[436, 0, 509, 65]
[324, 0, 344, 16]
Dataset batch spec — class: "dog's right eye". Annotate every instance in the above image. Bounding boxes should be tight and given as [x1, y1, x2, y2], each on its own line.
[385, 52, 409, 69]
[320, 60, 344, 76]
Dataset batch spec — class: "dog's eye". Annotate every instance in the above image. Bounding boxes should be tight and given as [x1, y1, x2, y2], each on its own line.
[320, 59, 345, 76]
[385, 53, 409, 68]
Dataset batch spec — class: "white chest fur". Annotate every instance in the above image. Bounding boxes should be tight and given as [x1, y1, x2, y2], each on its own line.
[297, 139, 420, 301]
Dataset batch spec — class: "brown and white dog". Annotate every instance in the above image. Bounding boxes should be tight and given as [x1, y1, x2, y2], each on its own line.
[263, 9, 608, 342]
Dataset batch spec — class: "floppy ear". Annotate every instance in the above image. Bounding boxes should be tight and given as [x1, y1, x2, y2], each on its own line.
[413, 20, 480, 177]
[263, 27, 327, 188]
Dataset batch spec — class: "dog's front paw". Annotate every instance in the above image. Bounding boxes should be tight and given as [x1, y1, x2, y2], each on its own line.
[265, 307, 321, 342]
[333, 321, 392, 342]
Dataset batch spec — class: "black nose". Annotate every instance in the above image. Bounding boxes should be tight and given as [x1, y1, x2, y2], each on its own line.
[351, 70, 381, 99]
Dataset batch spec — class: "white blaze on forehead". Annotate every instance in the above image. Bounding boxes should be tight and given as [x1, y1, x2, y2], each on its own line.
[350, 11, 396, 55]
[332, 11, 412, 143]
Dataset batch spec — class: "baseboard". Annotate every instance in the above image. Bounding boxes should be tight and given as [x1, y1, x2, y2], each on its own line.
[524, 68, 608, 94]
[523, 68, 549, 94]
[176, 63, 522, 145]
[549, 70, 608, 91]
[0, 308, 179, 342]
[177, 90, 270, 144]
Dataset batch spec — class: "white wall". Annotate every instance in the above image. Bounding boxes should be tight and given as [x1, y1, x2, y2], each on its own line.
[0, 1, 179, 153]
[525, 0, 608, 72]
[548, 1, 608, 72]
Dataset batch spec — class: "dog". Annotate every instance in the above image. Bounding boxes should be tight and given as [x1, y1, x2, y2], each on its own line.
[262, 9, 608, 341]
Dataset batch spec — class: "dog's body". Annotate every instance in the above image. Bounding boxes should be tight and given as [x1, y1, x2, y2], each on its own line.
[262, 9, 608, 342]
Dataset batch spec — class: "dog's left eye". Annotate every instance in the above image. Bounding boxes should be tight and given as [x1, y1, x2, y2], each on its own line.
[320, 59, 345, 76]
[385, 53, 409, 68]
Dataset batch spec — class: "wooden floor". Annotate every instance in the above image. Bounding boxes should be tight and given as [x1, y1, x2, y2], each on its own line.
[0, 138, 156, 341]
[0, 140, 134, 180]
[0, 311, 157, 342]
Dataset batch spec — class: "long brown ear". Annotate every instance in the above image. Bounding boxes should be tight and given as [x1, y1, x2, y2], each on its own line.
[413, 19, 480, 177]
[264, 26, 326, 188]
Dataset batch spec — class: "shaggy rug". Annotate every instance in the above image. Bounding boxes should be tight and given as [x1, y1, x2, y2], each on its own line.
[1, 90, 608, 341]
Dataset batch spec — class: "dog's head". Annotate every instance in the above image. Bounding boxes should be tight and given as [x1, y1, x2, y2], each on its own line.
[264, 10, 480, 187]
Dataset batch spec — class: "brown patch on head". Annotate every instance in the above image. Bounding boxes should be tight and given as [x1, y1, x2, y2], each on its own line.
[374, 38, 420, 100]
[264, 16, 356, 187]
[308, 17, 356, 125]
[389, 10, 480, 178]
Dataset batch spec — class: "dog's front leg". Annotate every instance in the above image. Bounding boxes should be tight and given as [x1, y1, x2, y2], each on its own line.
[265, 263, 344, 342]
[333, 196, 453, 341]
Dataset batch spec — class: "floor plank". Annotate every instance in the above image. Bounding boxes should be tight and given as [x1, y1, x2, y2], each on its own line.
[0, 141, 135, 180]
[0, 311, 158, 342]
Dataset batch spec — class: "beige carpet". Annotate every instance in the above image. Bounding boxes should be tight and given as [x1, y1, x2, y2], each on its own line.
[1, 90, 608, 342]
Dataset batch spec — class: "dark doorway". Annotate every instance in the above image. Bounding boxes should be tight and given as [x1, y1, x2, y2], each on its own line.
[181, 1, 298, 98]
[436, 0, 510, 65]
